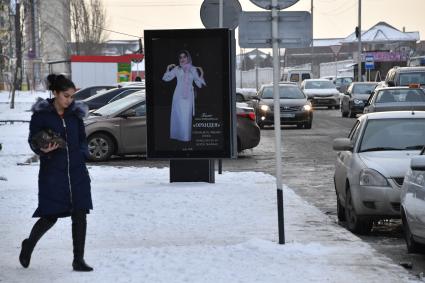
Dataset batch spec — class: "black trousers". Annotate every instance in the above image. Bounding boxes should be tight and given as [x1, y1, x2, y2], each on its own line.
[27, 210, 88, 260]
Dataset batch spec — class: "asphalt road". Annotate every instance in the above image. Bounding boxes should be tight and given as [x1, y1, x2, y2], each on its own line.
[91, 108, 425, 277]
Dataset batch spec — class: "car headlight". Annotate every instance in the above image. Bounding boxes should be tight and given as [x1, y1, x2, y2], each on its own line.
[359, 168, 389, 186]
[303, 104, 312, 111]
[260, 105, 270, 112]
[353, 99, 363, 104]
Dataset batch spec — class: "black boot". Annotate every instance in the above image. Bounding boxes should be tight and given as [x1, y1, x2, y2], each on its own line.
[72, 211, 93, 272]
[19, 217, 57, 268]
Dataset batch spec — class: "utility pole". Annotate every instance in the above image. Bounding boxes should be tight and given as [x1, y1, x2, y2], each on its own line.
[357, 0, 362, 82]
[310, 0, 314, 77]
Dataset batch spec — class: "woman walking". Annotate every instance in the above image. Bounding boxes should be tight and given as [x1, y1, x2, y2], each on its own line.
[19, 74, 93, 271]
[162, 50, 206, 142]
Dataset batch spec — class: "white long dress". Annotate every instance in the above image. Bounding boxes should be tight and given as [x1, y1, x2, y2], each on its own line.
[162, 66, 206, 142]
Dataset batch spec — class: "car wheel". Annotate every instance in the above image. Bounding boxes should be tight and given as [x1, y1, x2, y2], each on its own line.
[349, 108, 356, 118]
[335, 179, 346, 222]
[345, 186, 373, 234]
[337, 193, 346, 222]
[304, 119, 312, 129]
[335, 105, 340, 110]
[402, 209, 424, 253]
[341, 106, 349, 117]
[87, 133, 115, 162]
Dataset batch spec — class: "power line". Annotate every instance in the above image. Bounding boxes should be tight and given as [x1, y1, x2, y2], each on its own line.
[96, 26, 142, 38]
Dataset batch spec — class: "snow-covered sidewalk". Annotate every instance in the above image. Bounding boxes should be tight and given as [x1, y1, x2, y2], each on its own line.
[0, 91, 418, 282]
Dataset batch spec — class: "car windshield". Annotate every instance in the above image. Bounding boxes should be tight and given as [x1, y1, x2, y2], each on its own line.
[359, 118, 425, 152]
[399, 72, 425, 86]
[375, 88, 425, 103]
[352, 84, 377, 94]
[262, 85, 305, 99]
[304, 81, 335, 89]
[335, 77, 353, 86]
[92, 94, 144, 116]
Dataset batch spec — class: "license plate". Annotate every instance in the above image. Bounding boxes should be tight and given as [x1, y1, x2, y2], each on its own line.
[281, 113, 295, 118]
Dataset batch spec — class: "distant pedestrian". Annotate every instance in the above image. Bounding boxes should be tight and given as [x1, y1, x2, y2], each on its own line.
[19, 74, 94, 272]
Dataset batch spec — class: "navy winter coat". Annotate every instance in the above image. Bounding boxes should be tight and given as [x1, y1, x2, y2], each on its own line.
[29, 98, 93, 218]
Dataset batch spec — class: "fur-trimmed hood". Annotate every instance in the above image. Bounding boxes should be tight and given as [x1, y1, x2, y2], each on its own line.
[31, 97, 88, 119]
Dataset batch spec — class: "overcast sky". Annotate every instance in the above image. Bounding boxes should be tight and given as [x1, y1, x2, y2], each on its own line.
[102, 0, 425, 43]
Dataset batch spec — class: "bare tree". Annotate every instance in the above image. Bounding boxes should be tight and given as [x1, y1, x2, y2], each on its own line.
[70, 0, 108, 55]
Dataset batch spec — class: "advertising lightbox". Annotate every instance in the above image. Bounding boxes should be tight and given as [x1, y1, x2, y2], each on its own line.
[144, 29, 236, 159]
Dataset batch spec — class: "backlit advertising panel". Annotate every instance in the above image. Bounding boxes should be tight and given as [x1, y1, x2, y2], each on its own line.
[144, 29, 236, 159]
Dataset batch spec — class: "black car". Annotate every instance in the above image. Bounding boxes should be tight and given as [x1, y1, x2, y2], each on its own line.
[253, 83, 313, 129]
[341, 82, 377, 118]
[82, 87, 144, 110]
[74, 85, 115, 101]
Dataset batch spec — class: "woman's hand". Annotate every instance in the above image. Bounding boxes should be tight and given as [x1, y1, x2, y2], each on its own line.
[40, 142, 59, 153]
[197, 67, 204, 78]
[167, 64, 176, 71]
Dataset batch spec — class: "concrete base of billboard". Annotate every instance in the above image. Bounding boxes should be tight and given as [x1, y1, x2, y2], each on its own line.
[170, 160, 215, 183]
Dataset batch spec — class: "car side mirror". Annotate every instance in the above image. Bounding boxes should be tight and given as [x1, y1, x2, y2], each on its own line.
[387, 80, 395, 87]
[411, 156, 425, 171]
[332, 138, 353, 151]
[120, 109, 137, 118]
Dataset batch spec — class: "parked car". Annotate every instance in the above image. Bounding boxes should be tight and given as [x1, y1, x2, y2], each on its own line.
[74, 85, 115, 101]
[341, 82, 378, 117]
[384, 66, 425, 90]
[236, 103, 261, 152]
[82, 86, 144, 110]
[334, 76, 354, 94]
[236, 88, 257, 103]
[84, 93, 260, 161]
[401, 152, 425, 253]
[300, 79, 340, 109]
[253, 82, 313, 129]
[333, 111, 425, 234]
[363, 86, 425, 114]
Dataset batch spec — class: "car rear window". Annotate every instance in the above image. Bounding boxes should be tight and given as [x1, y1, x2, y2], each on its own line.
[399, 72, 425, 86]
[376, 89, 425, 103]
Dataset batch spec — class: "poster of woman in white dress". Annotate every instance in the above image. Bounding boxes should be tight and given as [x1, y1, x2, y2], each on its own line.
[162, 50, 206, 142]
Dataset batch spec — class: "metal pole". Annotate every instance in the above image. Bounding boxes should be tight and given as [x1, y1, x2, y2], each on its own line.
[357, 0, 362, 82]
[311, 0, 314, 77]
[272, 0, 285, 245]
[219, 0, 223, 28]
[240, 48, 243, 88]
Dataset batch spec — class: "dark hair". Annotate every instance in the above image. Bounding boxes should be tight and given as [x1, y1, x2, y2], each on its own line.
[46, 74, 76, 92]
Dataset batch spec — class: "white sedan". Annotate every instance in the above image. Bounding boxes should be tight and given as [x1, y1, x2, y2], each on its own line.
[333, 111, 425, 234]
[401, 153, 425, 253]
[300, 79, 341, 109]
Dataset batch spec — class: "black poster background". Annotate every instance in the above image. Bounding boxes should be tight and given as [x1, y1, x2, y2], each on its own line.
[145, 29, 233, 159]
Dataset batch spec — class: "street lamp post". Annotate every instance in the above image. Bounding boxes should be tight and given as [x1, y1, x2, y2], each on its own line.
[357, 0, 362, 82]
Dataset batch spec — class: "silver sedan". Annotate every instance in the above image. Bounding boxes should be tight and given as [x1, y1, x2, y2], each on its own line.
[333, 111, 425, 234]
[401, 153, 425, 253]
